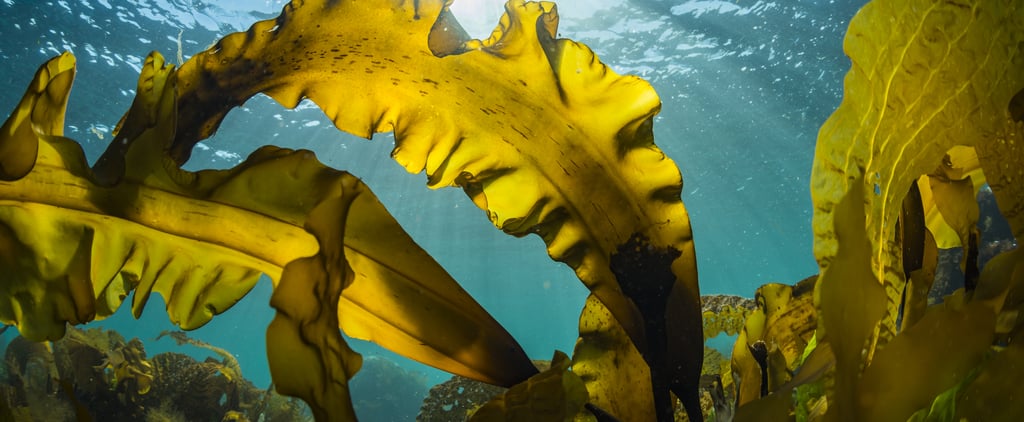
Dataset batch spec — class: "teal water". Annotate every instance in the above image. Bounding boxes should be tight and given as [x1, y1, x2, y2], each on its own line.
[0, 0, 864, 419]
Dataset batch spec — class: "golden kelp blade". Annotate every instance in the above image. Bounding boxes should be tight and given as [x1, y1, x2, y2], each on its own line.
[810, 0, 1024, 350]
[268, 194, 364, 421]
[170, 0, 702, 415]
[732, 277, 817, 408]
[0, 52, 537, 390]
[571, 294, 655, 422]
[469, 351, 588, 421]
[0, 52, 73, 181]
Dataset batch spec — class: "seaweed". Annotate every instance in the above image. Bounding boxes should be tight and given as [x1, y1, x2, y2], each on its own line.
[1, 0, 1023, 420]
[0, 325, 310, 421]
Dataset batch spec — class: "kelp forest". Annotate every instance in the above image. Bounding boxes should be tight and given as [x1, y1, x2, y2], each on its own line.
[0, 0, 1022, 421]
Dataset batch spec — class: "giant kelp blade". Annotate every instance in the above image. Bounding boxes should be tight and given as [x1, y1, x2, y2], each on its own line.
[0, 53, 307, 340]
[810, 0, 1024, 350]
[115, 53, 538, 386]
[171, 0, 702, 415]
[571, 294, 655, 422]
[955, 340, 1024, 421]
[1, 52, 536, 393]
[732, 277, 817, 410]
[338, 186, 537, 387]
[268, 191, 363, 421]
[817, 184, 887, 422]
[0, 52, 74, 181]
[855, 300, 995, 421]
[469, 350, 588, 421]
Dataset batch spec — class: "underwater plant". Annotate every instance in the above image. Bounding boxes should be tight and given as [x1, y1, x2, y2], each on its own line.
[0, 0, 702, 420]
[0, 325, 311, 420]
[1, 0, 1023, 421]
[729, 0, 1024, 421]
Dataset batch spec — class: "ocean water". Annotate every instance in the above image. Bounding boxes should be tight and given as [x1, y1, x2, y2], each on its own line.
[0, 0, 865, 419]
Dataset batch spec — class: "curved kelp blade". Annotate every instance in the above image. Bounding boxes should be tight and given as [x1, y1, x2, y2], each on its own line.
[572, 294, 655, 422]
[733, 277, 818, 410]
[469, 350, 588, 421]
[0, 52, 537, 390]
[170, 0, 703, 416]
[268, 191, 363, 421]
[810, 0, 1024, 354]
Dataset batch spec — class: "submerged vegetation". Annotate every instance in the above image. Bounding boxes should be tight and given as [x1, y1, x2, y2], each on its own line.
[0, 326, 309, 421]
[0, 0, 1022, 420]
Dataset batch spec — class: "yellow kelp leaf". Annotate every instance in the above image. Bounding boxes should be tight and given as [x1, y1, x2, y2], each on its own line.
[0, 52, 537, 389]
[955, 335, 1024, 421]
[916, 175, 960, 249]
[731, 277, 817, 407]
[0, 52, 73, 181]
[731, 305, 765, 407]
[917, 146, 986, 250]
[816, 184, 887, 422]
[469, 350, 587, 422]
[571, 294, 654, 422]
[268, 194, 362, 421]
[810, 0, 1024, 349]
[855, 301, 995, 421]
[171, 0, 702, 415]
[758, 278, 817, 374]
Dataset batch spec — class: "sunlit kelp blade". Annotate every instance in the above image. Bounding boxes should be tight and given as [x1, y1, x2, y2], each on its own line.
[810, 0, 1024, 353]
[0, 53, 279, 340]
[572, 294, 656, 421]
[0, 51, 536, 397]
[169, 0, 703, 417]
[808, 0, 1024, 420]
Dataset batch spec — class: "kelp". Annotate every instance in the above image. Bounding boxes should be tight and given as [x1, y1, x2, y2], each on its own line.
[731, 277, 817, 408]
[165, 0, 704, 418]
[0, 0, 710, 419]
[469, 351, 588, 421]
[0, 49, 540, 419]
[810, 0, 1024, 348]
[11, 0, 1024, 419]
[572, 294, 655, 421]
[735, 0, 1024, 419]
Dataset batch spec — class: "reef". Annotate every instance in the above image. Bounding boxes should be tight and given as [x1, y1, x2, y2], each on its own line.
[0, 325, 309, 421]
[0, 0, 1022, 421]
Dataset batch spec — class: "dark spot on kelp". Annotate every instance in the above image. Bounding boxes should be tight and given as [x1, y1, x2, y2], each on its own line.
[610, 233, 682, 422]
[511, 126, 528, 140]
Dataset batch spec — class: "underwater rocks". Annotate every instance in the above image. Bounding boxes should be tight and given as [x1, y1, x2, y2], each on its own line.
[0, 326, 310, 421]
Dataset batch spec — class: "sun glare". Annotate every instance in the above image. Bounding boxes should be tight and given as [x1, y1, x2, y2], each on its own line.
[448, 0, 507, 39]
